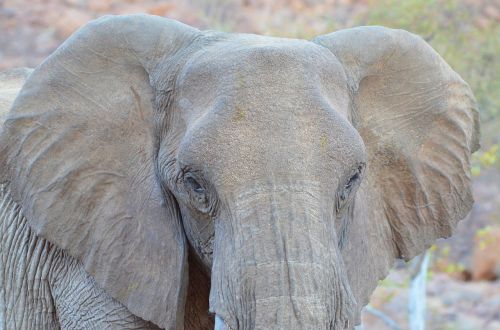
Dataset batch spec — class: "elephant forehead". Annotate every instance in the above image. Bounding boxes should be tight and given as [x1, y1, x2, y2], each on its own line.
[175, 36, 350, 123]
[174, 37, 364, 188]
[176, 96, 364, 190]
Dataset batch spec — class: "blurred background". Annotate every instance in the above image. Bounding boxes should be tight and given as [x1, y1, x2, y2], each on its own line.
[0, 0, 498, 328]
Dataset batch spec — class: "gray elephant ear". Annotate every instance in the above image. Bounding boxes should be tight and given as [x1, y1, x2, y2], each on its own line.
[314, 26, 479, 312]
[0, 15, 200, 329]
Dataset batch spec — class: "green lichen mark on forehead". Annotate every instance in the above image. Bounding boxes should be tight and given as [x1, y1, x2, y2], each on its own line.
[127, 283, 139, 293]
[320, 132, 329, 150]
[233, 72, 248, 122]
[234, 105, 246, 122]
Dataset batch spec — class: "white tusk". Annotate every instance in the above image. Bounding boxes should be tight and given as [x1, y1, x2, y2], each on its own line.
[215, 315, 231, 330]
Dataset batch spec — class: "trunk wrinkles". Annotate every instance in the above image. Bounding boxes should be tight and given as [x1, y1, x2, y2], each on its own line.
[210, 182, 355, 330]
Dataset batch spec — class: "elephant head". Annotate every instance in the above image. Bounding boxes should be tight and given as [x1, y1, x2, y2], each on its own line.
[0, 15, 479, 329]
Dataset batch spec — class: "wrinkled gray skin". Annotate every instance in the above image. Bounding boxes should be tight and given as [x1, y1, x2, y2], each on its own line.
[0, 15, 479, 330]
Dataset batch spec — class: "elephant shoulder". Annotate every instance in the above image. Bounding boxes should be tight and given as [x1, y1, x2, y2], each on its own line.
[0, 183, 60, 329]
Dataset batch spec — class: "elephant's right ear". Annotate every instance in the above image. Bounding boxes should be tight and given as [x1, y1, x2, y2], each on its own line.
[0, 15, 200, 329]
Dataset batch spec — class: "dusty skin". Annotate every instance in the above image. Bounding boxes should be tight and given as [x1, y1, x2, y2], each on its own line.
[0, 15, 479, 330]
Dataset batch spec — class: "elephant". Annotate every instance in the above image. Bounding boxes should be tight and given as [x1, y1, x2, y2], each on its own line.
[0, 14, 479, 330]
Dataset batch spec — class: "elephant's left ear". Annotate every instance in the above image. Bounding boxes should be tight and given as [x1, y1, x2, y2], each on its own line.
[313, 26, 479, 311]
[0, 68, 32, 125]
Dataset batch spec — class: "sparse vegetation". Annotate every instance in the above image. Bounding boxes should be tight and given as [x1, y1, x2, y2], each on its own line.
[355, 0, 499, 125]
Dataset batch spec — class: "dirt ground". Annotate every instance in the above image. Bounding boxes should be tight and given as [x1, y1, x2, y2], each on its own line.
[1, 1, 499, 329]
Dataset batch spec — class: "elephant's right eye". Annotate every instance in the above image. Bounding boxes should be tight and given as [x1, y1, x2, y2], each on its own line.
[183, 173, 213, 214]
[186, 176, 205, 194]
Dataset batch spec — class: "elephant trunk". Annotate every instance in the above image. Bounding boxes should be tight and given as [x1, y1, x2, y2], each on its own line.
[210, 183, 355, 330]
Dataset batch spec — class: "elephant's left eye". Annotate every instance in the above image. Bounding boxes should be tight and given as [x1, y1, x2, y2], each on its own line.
[336, 164, 364, 213]
[344, 172, 359, 191]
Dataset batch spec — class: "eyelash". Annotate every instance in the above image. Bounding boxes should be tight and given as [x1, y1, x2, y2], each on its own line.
[336, 164, 364, 213]
[182, 172, 216, 215]
[185, 175, 205, 194]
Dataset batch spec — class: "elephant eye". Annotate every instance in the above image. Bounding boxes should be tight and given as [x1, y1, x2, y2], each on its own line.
[183, 173, 213, 214]
[336, 164, 364, 213]
[186, 176, 205, 194]
[344, 172, 359, 191]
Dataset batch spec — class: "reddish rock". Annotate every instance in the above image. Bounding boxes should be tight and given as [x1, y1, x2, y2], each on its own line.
[472, 226, 500, 281]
